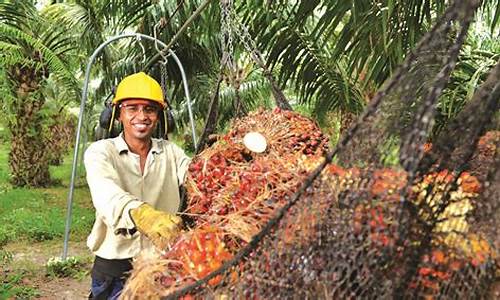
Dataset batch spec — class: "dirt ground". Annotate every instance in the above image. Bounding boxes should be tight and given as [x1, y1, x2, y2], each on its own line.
[3, 240, 91, 299]
[35, 276, 90, 300]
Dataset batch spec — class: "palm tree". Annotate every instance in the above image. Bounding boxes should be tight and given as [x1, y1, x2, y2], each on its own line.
[0, 0, 78, 186]
[433, 2, 500, 137]
[41, 76, 77, 166]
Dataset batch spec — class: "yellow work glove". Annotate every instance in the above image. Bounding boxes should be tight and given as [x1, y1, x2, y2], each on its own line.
[130, 203, 182, 250]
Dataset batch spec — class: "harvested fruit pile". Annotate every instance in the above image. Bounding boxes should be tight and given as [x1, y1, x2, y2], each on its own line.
[184, 108, 329, 243]
[122, 108, 330, 298]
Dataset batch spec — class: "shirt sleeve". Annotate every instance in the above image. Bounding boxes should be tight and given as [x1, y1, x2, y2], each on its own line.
[84, 141, 143, 234]
[171, 143, 191, 185]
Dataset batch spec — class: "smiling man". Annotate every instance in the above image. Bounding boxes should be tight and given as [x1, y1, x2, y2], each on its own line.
[84, 72, 190, 299]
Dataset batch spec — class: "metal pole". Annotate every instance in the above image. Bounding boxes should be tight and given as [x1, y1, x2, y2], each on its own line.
[62, 33, 197, 259]
[167, 52, 198, 149]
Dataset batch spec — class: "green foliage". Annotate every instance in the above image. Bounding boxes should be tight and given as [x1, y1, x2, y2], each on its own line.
[292, 103, 314, 118]
[0, 226, 14, 246]
[0, 145, 10, 184]
[433, 12, 500, 138]
[0, 189, 94, 243]
[379, 136, 401, 167]
[244, 1, 442, 114]
[0, 249, 13, 266]
[0, 143, 94, 244]
[0, 126, 9, 144]
[0, 2, 80, 97]
[0, 270, 39, 299]
[45, 256, 87, 278]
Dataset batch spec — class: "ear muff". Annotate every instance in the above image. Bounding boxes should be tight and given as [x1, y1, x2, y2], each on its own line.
[99, 103, 113, 130]
[96, 90, 120, 140]
[164, 102, 176, 134]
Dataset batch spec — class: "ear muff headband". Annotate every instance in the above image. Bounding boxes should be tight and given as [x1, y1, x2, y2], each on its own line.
[108, 105, 117, 133]
[163, 110, 168, 136]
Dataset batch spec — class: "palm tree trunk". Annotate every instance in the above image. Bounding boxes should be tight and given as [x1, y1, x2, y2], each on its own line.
[8, 65, 51, 187]
[47, 112, 75, 165]
[340, 111, 356, 135]
[196, 72, 224, 153]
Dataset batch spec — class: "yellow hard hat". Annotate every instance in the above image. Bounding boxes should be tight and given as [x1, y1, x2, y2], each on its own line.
[113, 72, 164, 107]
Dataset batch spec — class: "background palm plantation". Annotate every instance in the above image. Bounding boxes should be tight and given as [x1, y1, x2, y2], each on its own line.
[0, 0, 498, 187]
[0, 1, 79, 186]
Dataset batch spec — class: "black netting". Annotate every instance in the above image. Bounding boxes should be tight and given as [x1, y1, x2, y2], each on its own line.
[121, 1, 499, 299]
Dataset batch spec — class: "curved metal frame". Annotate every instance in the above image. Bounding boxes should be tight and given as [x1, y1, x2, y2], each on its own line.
[62, 33, 197, 259]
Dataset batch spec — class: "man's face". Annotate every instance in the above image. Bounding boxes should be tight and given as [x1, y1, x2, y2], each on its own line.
[119, 99, 161, 142]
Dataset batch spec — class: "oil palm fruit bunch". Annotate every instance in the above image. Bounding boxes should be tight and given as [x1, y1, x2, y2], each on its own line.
[122, 227, 233, 299]
[184, 108, 330, 244]
[228, 163, 496, 299]
[229, 107, 330, 156]
[161, 226, 233, 287]
[409, 234, 496, 299]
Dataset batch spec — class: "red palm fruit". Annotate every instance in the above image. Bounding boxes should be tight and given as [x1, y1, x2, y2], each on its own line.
[457, 172, 481, 193]
[167, 227, 233, 286]
[423, 142, 433, 153]
[325, 164, 346, 177]
[370, 168, 407, 201]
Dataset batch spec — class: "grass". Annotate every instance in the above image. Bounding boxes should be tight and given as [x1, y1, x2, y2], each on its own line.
[45, 256, 89, 279]
[0, 143, 93, 245]
[0, 142, 94, 298]
[0, 270, 40, 299]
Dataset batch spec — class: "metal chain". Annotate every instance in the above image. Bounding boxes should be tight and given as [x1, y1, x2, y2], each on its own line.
[224, 4, 292, 110]
[160, 61, 170, 108]
[219, 0, 235, 70]
[227, 6, 266, 72]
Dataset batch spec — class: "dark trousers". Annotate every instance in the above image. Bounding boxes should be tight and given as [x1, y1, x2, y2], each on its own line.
[88, 256, 133, 300]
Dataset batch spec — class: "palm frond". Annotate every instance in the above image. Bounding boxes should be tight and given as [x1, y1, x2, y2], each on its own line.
[0, 1, 38, 30]
[0, 24, 79, 94]
[217, 75, 273, 125]
[0, 41, 24, 66]
[237, 1, 447, 111]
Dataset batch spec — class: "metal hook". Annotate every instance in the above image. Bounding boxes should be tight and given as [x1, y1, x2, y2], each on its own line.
[136, 35, 147, 65]
[154, 23, 169, 64]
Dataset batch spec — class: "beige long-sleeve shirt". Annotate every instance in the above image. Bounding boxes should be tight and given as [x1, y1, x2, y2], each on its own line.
[84, 134, 190, 259]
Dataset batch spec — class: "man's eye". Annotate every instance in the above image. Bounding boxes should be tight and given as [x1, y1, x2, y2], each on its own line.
[144, 106, 158, 114]
[126, 106, 139, 112]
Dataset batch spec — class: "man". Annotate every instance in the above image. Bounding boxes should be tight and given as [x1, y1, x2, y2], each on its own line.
[84, 72, 191, 299]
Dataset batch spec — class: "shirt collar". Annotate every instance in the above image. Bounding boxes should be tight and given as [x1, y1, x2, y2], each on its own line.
[115, 133, 163, 154]
[151, 138, 162, 154]
[115, 133, 129, 154]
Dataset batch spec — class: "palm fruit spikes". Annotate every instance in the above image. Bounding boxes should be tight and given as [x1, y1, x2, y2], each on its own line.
[163, 227, 232, 286]
[412, 170, 481, 249]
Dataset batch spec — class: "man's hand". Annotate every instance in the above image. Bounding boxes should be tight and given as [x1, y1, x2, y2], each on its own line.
[130, 203, 182, 250]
